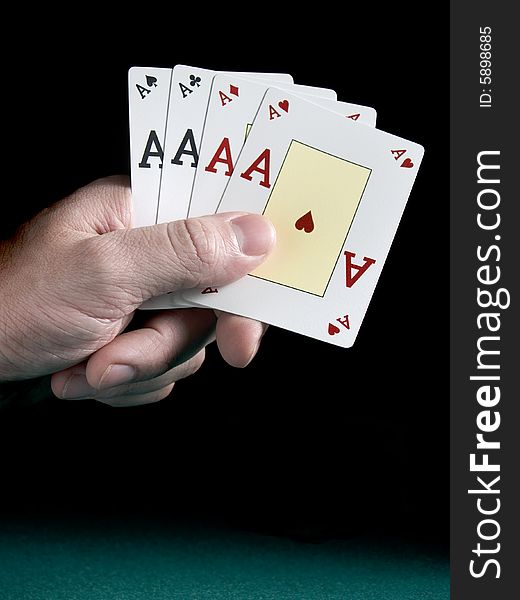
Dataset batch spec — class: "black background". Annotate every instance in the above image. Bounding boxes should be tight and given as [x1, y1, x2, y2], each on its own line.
[0, 11, 448, 548]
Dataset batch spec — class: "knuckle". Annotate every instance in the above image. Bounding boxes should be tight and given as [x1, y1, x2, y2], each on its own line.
[80, 175, 131, 202]
[189, 350, 206, 375]
[146, 334, 173, 375]
[166, 219, 219, 280]
[155, 384, 175, 401]
[174, 351, 206, 381]
[101, 176, 132, 227]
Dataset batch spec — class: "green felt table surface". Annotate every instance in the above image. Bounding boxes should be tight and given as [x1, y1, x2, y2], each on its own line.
[0, 518, 448, 599]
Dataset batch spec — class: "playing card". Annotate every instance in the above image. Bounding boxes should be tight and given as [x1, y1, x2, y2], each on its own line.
[181, 90, 424, 347]
[142, 76, 370, 311]
[130, 66, 293, 228]
[154, 66, 297, 224]
[135, 67, 294, 310]
[129, 66, 173, 228]
[188, 74, 373, 219]
[262, 81, 337, 100]
[143, 78, 373, 311]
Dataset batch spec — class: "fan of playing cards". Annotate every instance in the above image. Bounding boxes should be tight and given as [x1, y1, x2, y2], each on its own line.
[128, 66, 424, 348]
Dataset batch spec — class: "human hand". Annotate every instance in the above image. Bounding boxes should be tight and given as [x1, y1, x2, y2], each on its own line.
[0, 176, 275, 406]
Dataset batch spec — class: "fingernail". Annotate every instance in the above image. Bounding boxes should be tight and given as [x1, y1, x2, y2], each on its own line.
[62, 375, 96, 400]
[231, 214, 276, 256]
[98, 364, 136, 390]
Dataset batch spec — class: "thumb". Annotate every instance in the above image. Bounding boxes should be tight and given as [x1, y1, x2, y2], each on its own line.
[105, 212, 276, 301]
